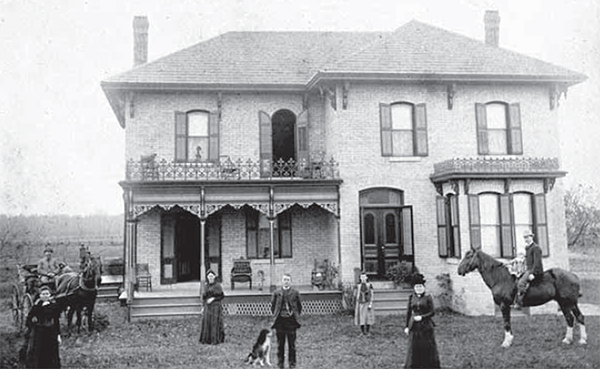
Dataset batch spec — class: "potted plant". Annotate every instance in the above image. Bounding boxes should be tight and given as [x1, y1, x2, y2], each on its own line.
[386, 262, 419, 288]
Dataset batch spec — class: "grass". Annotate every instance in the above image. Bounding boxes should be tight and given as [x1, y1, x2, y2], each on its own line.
[1, 300, 599, 369]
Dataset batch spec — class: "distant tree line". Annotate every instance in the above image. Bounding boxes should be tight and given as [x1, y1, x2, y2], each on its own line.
[564, 185, 600, 249]
[0, 214, 122, 264]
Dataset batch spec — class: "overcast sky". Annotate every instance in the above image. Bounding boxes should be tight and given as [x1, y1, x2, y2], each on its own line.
[1, 0, 598, 215]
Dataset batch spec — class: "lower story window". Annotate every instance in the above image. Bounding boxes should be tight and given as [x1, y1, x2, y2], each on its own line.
[246, 210, 292, 259]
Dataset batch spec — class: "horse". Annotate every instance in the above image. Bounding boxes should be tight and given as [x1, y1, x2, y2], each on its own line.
[457, 247, 587, 348]
[55, 255, 102, 335]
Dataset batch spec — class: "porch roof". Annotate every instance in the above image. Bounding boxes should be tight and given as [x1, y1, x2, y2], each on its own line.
[121, 179, 342, 219]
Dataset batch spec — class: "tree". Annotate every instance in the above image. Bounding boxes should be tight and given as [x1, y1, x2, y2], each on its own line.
[564, 185, 600, 249]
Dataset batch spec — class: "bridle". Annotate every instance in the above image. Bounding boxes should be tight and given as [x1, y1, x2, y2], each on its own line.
[466, 249, 479, 272]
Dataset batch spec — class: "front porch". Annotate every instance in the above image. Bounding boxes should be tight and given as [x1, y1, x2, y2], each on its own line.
[127, 281, 343, 320]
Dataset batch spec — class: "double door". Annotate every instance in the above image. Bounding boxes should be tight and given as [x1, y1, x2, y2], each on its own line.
[361, 206, 413, 279]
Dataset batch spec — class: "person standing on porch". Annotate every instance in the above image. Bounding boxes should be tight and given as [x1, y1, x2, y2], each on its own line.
[199, 270, 225, 344]
[354, 271, 375, 336]
[271, 273, 302, 369]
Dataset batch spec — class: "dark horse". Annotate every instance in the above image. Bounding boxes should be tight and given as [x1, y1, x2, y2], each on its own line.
[55, 256, 102, 334]
[457, 248, 587, 347]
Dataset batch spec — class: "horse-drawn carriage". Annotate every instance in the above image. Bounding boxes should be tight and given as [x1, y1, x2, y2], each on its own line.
[11, 253, 103, 334]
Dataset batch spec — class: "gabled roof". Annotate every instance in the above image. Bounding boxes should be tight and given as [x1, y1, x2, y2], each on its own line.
[103, 20, 585, 89]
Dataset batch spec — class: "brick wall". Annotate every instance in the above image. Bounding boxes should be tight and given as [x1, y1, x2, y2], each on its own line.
[126, 81, 569, 315]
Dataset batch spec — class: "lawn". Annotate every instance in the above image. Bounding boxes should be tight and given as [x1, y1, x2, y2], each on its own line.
[1, 300, 598, 369]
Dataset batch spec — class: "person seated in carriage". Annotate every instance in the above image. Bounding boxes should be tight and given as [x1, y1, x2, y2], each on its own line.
[37, 247, 60, 291]
[514, 229, 544, 308]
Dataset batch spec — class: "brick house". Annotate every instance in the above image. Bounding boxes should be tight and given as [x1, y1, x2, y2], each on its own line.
[102, 12, 585, 315]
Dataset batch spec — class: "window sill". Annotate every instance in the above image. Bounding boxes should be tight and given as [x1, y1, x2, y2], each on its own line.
[388, 156, 423, 163]
[249, 259, 290, 265]
[444, 258, 460, 265]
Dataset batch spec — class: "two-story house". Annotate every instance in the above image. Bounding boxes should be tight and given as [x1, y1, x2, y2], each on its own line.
[102, 11, 585, 315]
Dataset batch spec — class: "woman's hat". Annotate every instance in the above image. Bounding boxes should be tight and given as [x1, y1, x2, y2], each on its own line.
[44, 247, 53, 253]
[206, 269, 217, 277]
[523, 229, 534, 237]
[411, 273, 426, 286]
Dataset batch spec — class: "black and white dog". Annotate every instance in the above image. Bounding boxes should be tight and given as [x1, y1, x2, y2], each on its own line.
[245, 328, 272, 366]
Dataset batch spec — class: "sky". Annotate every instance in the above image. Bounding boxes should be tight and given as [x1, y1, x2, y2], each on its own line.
[1, 0, 599, 215]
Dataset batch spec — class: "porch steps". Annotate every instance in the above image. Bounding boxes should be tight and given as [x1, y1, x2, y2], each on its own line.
[371, 282, 411, 316]
[97, 275, 122, 301]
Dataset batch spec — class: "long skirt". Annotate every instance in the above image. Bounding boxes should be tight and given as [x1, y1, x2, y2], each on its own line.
[199, 301, 225, 344]
[354, 302, 375, 326]
[404, 321, 440, 369]
[25, 326, 61, 368]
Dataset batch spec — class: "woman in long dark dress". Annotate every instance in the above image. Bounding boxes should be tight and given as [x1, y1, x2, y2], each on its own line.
[403, 274, 440, 369]
[199, 270, 225, 344]
[24, 285, 62, 368]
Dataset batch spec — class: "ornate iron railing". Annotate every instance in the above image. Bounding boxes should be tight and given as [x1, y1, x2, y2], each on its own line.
[432, 157, 561, 176]
[126, 156, 340, 181]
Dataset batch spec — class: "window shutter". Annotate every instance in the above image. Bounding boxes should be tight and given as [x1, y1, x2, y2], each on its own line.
[508, 103, 523, 155]
[450, 195, 461, 257]
[468, 195, 481, 250]
[436, 196, 448, 257]
[400, 206, 414, 257]
[380, 103, 392, 156]
[475, 103, 489, 155]
[208, 111, 219, 162]
[174, 111, 187, 161]
[295, 110, 309, 170]
[414, 103, 428, 156]
[534, 193, 549, 256]
[500, 194, 514, 257]
[259, 111, 272, 177]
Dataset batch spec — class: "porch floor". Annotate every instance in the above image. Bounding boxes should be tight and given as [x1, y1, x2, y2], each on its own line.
[133, 281, 337, 298]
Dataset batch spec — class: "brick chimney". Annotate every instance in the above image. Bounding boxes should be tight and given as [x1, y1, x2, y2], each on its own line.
[484, 10, 500, 47]
[133, 16, 149, 66]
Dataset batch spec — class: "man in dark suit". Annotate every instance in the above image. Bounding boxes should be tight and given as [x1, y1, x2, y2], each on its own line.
[515, 229, 544, 307]
[271, 273, 302, 369]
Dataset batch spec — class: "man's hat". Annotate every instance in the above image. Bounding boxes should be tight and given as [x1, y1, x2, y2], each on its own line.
[44, 247, 53, 253]
[523, 229, 534, 237]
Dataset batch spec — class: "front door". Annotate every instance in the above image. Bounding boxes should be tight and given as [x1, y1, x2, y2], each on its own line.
[362, 208, 400, 279]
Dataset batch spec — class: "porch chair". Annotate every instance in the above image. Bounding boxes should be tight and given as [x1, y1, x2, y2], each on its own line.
[230, 259, 252, 290]
[311, 259, 328, 290]
[136, 263, 152, 291]
[140, 154, 158, 180]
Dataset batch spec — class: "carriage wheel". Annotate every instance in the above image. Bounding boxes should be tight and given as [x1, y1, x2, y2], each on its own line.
[20, 294, 34, 332]
[11, 285, 21, 328]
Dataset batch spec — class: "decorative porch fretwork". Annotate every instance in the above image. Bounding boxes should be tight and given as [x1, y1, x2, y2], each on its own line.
[133, 203, 201, 218]
[273, 202, 339, 217]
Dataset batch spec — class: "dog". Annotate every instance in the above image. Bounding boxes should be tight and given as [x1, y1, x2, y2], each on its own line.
[245, 328, 272, 366]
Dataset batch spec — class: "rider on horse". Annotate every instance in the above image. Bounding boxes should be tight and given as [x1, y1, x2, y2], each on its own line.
[515, 229, 544, 308]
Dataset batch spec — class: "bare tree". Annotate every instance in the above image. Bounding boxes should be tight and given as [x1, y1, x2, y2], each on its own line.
[564, 185, 600, 249]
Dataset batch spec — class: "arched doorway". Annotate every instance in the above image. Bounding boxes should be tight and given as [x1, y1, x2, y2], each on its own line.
[272, 109, 296, 162]
[359, 188, 414, 279]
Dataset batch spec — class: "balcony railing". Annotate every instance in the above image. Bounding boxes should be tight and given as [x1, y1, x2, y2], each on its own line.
[432, 157, 561, 177]
[125, 156, 340, 181]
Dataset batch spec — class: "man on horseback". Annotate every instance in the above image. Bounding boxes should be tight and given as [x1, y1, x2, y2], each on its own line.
[515, 229, 544, 308]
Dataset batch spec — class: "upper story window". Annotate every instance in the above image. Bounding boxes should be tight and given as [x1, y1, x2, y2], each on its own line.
[475, 102, 522, 155]
[469, 191, 548, 257]
[380, 102, 428, 157]
[174, 110, 219, 162]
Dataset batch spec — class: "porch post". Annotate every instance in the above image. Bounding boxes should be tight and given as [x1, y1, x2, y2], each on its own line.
[123, 188, 137, 322]
[269, 217, 275, 292]
[269, 186, 276, 292]
[199, 218, 206, 296]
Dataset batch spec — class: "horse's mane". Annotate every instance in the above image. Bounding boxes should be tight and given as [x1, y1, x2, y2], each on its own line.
[476, 250, 508, 271]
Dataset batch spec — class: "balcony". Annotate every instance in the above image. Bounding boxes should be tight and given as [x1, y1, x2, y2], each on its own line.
[125, 156, 340, 182]
[430, 157, 566, 194]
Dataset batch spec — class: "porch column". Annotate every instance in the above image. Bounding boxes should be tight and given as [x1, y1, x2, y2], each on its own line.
[123, 188, 137, 322]
[199, 218, 206, 296]
[269, 217, 275, 292]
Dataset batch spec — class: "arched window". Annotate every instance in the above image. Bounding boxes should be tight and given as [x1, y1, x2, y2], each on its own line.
[475, 102, 522, 155]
